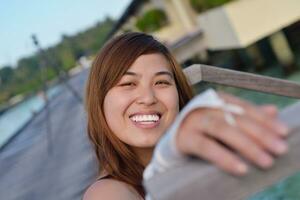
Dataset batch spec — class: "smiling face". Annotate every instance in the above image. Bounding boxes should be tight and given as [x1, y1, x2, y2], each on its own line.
[103, 53, 179, 149]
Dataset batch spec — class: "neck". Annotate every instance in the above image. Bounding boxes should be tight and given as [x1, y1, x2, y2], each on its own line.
[133, 147, 154, 167]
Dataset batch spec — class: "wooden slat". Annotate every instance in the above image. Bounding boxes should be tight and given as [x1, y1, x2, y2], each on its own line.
[183, 64, 300, 98]
[144, 102, 300, 200]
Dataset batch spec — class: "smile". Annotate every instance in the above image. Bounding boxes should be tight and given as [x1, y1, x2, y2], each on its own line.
[129, 113, 161, 128]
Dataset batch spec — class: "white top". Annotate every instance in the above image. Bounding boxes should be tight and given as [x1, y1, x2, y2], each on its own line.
[143, 89, 244, 200]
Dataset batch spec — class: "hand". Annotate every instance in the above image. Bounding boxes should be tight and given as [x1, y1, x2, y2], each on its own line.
[176, 92, 289, 176]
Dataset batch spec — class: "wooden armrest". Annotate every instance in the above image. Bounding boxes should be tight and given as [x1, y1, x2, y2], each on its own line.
[183, 64, 300, 98]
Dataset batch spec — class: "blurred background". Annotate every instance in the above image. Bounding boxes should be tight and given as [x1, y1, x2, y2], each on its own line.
[0, 0, 299, 199]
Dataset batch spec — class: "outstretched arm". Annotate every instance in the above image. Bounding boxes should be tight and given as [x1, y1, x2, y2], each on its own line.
[144, 89, 289, 180]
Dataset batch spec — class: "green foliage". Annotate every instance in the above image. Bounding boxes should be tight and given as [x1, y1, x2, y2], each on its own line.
[136, 9, 167, 33]
[0, 17, 115, 105]
[16, 57, 41, 81]
[190, 0, 234, 13]
[0, 66, 14, 85]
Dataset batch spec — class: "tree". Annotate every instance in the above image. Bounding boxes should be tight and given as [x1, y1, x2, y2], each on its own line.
[136, 9, 168, 33]
[0, 66, 14, 85]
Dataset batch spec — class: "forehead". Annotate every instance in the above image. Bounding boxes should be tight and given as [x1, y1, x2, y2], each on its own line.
[128, 53, 172, 73]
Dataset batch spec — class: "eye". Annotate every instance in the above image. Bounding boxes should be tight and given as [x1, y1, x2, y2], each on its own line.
[155, 80, 171, 85]
[119, 82, 136, 87]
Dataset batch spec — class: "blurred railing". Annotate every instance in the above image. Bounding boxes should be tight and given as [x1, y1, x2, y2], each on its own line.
[184, 64, 300, 98]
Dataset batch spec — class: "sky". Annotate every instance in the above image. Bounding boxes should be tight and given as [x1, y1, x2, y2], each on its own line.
[0, 0, 131, 68]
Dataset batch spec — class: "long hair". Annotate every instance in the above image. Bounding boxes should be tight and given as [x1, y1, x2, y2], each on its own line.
[85, 32, 194, 197]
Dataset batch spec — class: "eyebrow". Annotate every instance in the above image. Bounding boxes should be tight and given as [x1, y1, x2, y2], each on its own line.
[124, 70, 174, 78]
[155, 71, 174, 78]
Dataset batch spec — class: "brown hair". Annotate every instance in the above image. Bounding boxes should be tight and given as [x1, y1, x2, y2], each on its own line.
[85, 32, 193, 197]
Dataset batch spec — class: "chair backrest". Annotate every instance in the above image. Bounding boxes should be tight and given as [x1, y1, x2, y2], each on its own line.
[144, 64, 300, 200]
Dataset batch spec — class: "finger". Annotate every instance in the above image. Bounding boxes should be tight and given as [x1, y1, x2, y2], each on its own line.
[259, 104, 278, 118]
[237, 115, 288, 156]
[201, 117, 274, 169]
[187, 133, 249, 176]
[218, 92, 289, 136]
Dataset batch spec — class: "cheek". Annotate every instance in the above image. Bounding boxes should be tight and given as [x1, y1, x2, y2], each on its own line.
[159, 87, 179, 113]
[103, 90, 133, 129]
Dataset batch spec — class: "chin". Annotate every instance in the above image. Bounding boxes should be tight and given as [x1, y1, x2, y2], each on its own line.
[131, 137, 159, 148]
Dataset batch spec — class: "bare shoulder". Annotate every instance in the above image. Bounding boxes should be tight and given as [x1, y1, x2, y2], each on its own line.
[83, 179, 142, 200]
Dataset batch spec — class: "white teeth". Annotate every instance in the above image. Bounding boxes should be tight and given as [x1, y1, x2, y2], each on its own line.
[130, 114, 160, 122]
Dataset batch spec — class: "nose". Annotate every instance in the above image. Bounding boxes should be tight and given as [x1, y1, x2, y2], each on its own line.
[136, 86, 158, 106]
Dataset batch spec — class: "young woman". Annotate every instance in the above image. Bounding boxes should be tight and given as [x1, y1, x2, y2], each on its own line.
[83, 32, 289, 200]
